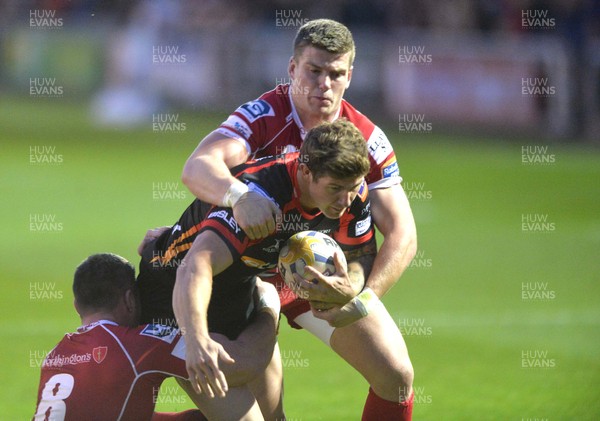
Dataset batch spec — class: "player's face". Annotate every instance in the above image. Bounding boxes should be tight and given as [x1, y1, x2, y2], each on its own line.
[307, 173, 364, 219]
[288, 46, 353, 127]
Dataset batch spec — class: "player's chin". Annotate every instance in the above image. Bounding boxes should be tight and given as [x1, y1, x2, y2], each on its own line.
[323, 208, 345, 219]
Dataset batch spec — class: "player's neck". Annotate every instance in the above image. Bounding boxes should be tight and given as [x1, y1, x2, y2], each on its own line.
[291, 96, 338, 131]
[80, 313, 119, 327]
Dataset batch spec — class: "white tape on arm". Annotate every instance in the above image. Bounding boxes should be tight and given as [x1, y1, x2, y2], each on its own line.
[222, 182, 249, 208]
[351, 287, 380, 318]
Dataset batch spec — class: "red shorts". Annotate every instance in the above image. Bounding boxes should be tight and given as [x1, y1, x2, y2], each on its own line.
[263, 273, 310, 329]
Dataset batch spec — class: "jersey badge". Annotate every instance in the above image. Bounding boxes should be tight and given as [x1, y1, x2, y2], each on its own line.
[93, 346, 108, 364]
[237, 100, 275, 123]
[140, 324, 179, 344]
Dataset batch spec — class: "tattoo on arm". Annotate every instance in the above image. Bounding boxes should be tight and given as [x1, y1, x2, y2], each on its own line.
[344, 240, 377, 291]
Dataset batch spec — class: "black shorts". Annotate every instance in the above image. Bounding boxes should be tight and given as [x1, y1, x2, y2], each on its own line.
[136, 236, 256, 340]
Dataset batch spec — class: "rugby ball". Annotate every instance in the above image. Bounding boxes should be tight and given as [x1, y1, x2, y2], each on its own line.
[278, 231, 345, 289]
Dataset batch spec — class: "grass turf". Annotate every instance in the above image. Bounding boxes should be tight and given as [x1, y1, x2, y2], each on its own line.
[1, 97, 599, 420]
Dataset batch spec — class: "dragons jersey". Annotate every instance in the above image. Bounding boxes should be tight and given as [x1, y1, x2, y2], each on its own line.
[215, 84, 401, 189]
[137, 152, 375, 336]
[32, 321, 188, 421]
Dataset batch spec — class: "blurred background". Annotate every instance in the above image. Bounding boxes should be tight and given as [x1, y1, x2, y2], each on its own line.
[2, 1, 600, 420]
[1, 0, 599, 140]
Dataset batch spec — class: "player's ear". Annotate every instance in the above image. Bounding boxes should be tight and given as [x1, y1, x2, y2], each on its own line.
[346, 65, 353, 89]
[123, 288, 141, 326]
[298, 162, 313, 181]
[288, 56, 296, 78]
[124, 288, 137, 314]
[73, 298, 82, 316]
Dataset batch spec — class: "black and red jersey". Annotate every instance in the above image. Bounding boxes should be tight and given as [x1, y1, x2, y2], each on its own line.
[137, 152, 375, 336]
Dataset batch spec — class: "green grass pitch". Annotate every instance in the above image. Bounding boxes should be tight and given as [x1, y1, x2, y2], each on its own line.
[1, 97, 599, 420]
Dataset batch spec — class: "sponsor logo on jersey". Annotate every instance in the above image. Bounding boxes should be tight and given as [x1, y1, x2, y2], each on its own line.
[367, 126, 393, 165]
[92, 346, 108, 364]
[140, 324, 179, 344]
[241, 256, 275, 270]
[223, 115, 253, 140]
[355, 215, 372, 236]
[171, 336, 186, 361]
[382, 159, 399, 179]
[43, 352, 92, 368]
[237, 100, 275, 123]
[207, 210, 241, 234]
[263, 238, 286, 254]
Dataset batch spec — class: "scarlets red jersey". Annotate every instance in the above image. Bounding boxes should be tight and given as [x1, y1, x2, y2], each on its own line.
[32, 321, 188, 421]
[214, 84, 401, 189]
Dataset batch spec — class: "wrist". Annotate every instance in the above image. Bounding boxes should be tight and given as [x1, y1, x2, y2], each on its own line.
[222, 182, 249, 208]
[351, 287, 380, 318]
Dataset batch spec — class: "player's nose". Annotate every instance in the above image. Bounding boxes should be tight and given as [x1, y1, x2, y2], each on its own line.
[336, 191, 353, 208]
[319, 74, 331, 91]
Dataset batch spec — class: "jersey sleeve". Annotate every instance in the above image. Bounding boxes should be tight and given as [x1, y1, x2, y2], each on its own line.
[198, 206, 249, 262]
[129, 324, 188, 379]
[214, 98, 276, 156]
[365, 126, 402, 189]
[332, 181, 376, 251]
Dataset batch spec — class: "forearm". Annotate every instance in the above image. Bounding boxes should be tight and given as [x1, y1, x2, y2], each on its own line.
[182, 155, 244, 206]
[366, 230, 416, 298]
[181, 132, 249, 205]
[368, 184, 418, 297]
[173, 261, 212, 340]
[345, 246, 376, 294]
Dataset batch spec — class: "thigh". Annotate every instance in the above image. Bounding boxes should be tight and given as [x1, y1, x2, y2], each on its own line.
[248, 343, 285, 421]
[177, 378, 264, 421]
[330, 303, 412, 395]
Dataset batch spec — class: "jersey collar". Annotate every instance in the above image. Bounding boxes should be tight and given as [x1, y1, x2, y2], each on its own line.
[77, 319, 119, 333]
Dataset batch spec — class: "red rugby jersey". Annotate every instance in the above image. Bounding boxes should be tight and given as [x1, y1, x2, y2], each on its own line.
[32, 321, 188, 421]
[214, 84, 401, 189]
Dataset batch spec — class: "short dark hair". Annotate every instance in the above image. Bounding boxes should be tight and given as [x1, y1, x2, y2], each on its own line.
[73, 253, 135, 313]
[299, 119, 369, 181]
[293, 19, 355, 64]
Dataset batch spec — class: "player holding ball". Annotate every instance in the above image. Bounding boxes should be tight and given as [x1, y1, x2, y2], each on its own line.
[181, 19, 416, 420]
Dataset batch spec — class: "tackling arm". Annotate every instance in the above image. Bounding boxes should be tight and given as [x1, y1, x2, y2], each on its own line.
[367, 183, 417, 297]
[172, 230, 235, 398]
[182, 131, 280, 240]
[181, 132, 249, 204]
[303, 184, 416, 327]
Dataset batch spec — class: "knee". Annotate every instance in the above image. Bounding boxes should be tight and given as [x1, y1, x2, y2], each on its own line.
[370, 357, 414, 401]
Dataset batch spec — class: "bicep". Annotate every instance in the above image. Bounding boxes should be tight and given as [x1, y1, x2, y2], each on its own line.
[184, 230, 234, 278]
[370, 184, 416, 237]
[187, 131, 249, 169]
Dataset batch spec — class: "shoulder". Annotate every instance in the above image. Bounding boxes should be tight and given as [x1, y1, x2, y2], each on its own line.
[218, 87, 292, 142]
[234, 87, 290, 124]
[340, 100, 377, 138]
